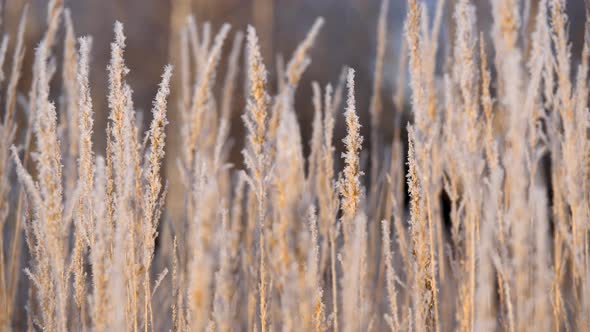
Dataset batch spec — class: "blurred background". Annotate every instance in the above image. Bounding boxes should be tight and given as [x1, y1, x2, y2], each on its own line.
[2, 0, 587, 218]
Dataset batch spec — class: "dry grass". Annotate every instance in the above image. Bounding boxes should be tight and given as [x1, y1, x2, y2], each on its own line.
[1, 0, 590, 331]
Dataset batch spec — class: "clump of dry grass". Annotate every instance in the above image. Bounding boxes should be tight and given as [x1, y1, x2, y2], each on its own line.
[2, 0, 590, 331]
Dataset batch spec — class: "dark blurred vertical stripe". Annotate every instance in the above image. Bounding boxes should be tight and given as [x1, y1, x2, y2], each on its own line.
[252, 0, 274, 66]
